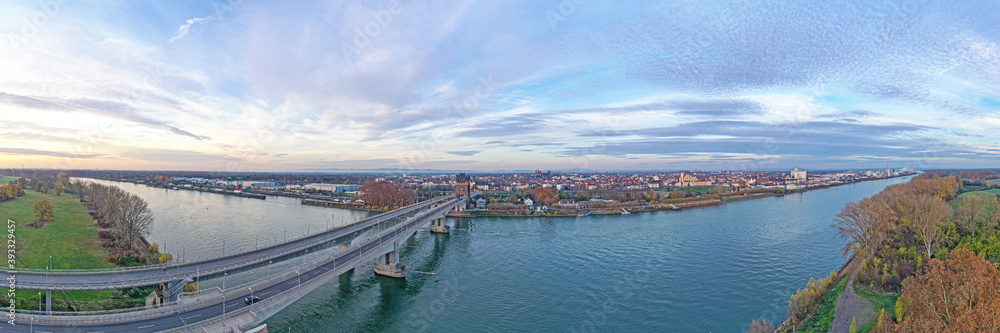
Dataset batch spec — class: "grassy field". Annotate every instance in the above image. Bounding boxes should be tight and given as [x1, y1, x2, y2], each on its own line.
[986, 179, 1000, 186]
[0, 176, 127, 308]
[954, 188, 1000, 212]
[793, 278, 848, 333]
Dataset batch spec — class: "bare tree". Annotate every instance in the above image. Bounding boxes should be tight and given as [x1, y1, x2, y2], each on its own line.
[746, 317, 775, 333]
[834, 195, 893, 260]
[905, 194, 953, 258]
[957, 195, 985, 239]
[119, 192, 154, 246]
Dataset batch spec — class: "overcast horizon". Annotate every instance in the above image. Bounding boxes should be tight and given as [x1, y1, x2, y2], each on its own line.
[2, 1, 1000, 172]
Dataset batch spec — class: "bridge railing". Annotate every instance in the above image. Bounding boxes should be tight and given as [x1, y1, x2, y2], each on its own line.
[3, 196, 449, 274]
[16, 245, 343, 324]
[14, 199, 460, 326]
[5, 196, 451, 277]
[164, 201, 457, 332]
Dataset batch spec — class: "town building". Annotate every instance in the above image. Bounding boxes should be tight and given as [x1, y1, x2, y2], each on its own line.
[303, 183, 360, 193]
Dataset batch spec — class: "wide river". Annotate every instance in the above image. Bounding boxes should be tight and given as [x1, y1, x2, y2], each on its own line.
[86, 176, 911, 332]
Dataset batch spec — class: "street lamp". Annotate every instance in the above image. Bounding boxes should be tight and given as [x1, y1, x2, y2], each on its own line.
[248, 287, 254, 311]
[267, 260, 272, 278]
[223, 272, 228, 315]
[295, 270, 301, 292]
[38, 292, 41, 311]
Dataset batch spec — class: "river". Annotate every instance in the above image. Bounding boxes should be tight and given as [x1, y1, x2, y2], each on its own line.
[85, 176, 911, 332]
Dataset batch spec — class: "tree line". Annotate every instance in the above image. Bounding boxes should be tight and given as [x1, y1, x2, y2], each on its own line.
[81, 182, 154, 249]
[772, 172, 1000, 331]
[360, 180, 416, 207]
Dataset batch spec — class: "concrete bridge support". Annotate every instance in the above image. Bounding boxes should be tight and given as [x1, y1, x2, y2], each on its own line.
[374, 242, 405, 278]
[430, 217, 449, 234]
[45, 290, 51, 314]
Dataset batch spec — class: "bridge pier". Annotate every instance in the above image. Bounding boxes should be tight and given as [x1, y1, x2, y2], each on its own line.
[430, 217, 449, 234]
[45, 290, 51, 314]
[374, 242, 405, 278]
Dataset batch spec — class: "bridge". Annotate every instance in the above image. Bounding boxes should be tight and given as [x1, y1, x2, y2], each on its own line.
[4, 195, 466, 332]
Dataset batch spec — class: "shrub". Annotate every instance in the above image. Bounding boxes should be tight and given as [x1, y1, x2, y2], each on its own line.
[787, 271, 839, 321]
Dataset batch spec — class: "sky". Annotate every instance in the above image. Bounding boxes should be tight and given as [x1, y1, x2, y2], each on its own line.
[1, 0, 999, 172]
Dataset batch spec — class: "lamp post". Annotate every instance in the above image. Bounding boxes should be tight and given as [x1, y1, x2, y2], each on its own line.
[268, 260, 272, 278]
[38, 292, 41, 311]
[295, 270, 301, 292]
[248, 287, 254, 311]
[223, 272, 228, 315]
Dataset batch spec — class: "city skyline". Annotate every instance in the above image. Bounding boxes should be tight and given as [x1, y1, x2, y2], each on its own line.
[2, 0, 1000, 172]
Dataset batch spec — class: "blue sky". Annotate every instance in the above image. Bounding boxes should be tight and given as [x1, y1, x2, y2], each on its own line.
[1, 0, 999, 172]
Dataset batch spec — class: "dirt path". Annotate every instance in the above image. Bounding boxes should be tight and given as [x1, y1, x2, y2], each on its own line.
[829, 261, 874, 333]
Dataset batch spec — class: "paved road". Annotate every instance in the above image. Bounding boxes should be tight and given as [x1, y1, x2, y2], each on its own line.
[6, 199, 461, 332]
[5, 196, 451, 291]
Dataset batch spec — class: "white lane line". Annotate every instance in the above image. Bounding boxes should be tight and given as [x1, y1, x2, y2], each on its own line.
[177, 313, 187, 325]
[260, 291, 271, 296]
[138, 324, 155, 329]
[185, 313, 203, 319]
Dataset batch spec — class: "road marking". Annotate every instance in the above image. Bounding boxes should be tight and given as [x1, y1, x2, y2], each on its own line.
[138, 324, 155, 329]
[177, 313, 187, 325]
[260, 291, 271, 296]
[86, 331, 105, 333]
[185, 313, 203, 319]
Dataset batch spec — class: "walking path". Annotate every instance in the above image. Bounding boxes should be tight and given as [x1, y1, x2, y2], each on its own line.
[829, 264, 874, 333]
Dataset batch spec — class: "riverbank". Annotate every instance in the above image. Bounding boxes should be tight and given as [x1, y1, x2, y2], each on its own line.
[458, 175, 912, 219]
[301, 199, 396, 211]
[160, 185, 266, 200]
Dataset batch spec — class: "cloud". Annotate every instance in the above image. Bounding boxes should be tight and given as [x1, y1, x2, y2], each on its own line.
[169, 17, 210, 43]
[446, 150, 480, 156]
[0, 92, 210, 141]
[118, 148, 233, 164]
[0, 148, 103, 159]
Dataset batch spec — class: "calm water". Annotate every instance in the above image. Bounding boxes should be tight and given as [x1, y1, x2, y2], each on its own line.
[88, 176, 910, 332]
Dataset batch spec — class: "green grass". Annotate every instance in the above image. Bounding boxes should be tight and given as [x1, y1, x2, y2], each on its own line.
[0, 185, 124, 307]
[954, 189, 1000, 213]
[854, 287, 899, 333]
[794, 278, 848, 333]
[986, 179, 1000, 186]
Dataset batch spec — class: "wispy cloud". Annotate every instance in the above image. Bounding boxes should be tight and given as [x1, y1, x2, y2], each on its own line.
[168, 17, 210, 43]
[0, 148, 103, 159]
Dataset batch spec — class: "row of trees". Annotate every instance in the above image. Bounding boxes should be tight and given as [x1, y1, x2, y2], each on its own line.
[360, 181, 416, 207]
[835, 175, 963, 265]
[82, 183, 154, 247]
[0, 184, 25, 201]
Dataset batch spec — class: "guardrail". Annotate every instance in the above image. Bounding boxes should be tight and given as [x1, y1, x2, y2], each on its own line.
[5, 196, 449, 274]
[164, 200, 457, 332]
[7, 197, 452, 291]
[16, 200, 460, 327]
